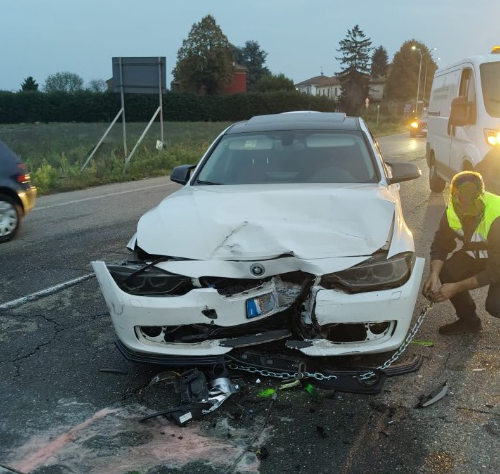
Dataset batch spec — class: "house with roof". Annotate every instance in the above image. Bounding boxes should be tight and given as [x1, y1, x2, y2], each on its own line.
[367, 77, 385, 100]
[315, 76, 342, 100]
[220, 63, 247, 95]
[294, 73, 333, 96]
[295, 73, 385, 101]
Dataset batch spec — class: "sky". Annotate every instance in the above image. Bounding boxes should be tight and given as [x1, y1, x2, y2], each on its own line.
[1, 0, 499, 92]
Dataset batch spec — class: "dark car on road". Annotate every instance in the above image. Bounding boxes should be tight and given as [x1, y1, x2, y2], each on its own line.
[0, 138, 37, 242]
[409, 111, 428, 137]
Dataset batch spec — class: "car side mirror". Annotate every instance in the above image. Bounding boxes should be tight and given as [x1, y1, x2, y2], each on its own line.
[385, 161, 422, 185]
[170, 164, 196, 185]
[449, 96, 471, 127]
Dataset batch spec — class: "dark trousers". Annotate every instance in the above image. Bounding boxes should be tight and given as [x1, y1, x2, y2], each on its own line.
[439, 251, 500, 321]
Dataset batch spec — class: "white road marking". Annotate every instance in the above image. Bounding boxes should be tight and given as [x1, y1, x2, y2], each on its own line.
[33, 182, 175, 211]
[0, 274, 95, 311]
[3, 182, 176, 309]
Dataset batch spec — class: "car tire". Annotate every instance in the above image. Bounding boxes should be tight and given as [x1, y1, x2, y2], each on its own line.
[429, 161, 446, 193]
[0, 194, 22, 243]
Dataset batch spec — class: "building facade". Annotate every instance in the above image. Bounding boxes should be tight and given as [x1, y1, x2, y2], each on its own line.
[295, 74, 385, 101]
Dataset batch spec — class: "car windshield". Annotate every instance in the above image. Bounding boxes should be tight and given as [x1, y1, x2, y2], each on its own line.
[481, 61, 500, 118]
[194, 130, 378, 185]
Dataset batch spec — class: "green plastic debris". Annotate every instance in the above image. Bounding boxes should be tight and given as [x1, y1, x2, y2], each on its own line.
[257, 388, 277, 398]
[303, 383, 319, 400]
[410, 340, 434, 347]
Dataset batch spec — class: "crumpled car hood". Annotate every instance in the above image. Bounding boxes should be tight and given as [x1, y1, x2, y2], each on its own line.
[136, 184, 396, 260]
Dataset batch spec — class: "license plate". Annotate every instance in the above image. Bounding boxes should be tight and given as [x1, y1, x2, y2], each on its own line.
[246, 292, 277, 319]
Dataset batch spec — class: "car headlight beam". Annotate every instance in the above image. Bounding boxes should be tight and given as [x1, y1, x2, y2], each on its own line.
[485, 129, 500, 146]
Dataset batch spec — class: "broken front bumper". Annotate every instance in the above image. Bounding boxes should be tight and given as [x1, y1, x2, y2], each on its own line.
[92, 257, 424, 360]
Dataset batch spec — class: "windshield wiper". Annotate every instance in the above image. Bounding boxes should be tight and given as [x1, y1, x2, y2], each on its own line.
[196, 180, 224, 185]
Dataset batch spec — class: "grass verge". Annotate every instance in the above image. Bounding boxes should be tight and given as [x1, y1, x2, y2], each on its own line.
[0, 118, 407, 195]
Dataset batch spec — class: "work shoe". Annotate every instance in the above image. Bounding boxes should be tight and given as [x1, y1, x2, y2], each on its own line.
[439, 319, 482, 335]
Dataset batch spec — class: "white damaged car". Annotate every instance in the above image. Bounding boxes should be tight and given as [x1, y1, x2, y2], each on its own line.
[93, 111, 424, 366]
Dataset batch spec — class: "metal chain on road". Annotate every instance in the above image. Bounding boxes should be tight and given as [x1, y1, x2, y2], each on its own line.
[359, 302, 434, 380]
[227, 363, 339, 381]
[228, 303, 434, 383]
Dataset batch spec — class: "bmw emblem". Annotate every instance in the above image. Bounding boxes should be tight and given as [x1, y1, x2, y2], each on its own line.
[250, 263, 265, 276]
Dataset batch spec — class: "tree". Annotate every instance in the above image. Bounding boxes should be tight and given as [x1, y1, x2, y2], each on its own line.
[384, 40, 437, 106]
[20, 76, 39, 92]
[87, 79, 107, 93]
[371, 46, 389, 78]
[233, 40, 270, 90]
[172, 15, 233, 94]
[44, 72, 84, 92]
[335, 25, 373, 115]
[252, 73, 296, 92]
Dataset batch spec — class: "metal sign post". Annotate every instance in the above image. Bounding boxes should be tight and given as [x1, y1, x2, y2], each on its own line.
[81, 108, 123, 171]
[158, 57, 164, 148]
[82, 56, 166, 170]
[119, 57, 128, 157]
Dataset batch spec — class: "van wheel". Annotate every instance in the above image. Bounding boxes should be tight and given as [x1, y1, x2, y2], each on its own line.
[429, 161, 446, 193]
[0, 194, 21, 243]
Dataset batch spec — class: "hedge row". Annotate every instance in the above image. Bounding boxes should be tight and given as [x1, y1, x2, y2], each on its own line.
[0, 90, 338, 124]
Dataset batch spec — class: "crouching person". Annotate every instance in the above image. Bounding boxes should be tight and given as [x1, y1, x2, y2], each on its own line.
[422, 171, 500, 334]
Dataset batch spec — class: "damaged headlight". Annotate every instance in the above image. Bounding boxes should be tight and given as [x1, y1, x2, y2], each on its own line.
[107, 263, 194, 296]
[320, 252, 414, 293]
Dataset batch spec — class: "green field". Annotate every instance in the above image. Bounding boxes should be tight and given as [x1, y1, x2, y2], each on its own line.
[0, 118, 406, 195]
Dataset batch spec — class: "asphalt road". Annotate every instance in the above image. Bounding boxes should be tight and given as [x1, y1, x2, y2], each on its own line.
[1, 134, 500, 474]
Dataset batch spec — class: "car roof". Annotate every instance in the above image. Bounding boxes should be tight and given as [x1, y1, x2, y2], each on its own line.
[225, 111, 363, 134]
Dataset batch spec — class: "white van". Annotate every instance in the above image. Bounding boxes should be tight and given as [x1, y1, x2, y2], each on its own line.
[426, 47, 500, 192]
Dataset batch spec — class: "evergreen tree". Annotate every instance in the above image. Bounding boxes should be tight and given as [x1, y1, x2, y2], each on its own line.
[172, 15, 233, 94]
[44, 71, 84, 92]
[20, 76, 39, 92]
[371, 46, 389, 78]
[233, 40, 270, 90]
[335, 25, 372, 115]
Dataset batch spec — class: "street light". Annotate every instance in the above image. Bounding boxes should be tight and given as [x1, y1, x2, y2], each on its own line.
[411, 46, 436, 116]
[411, 46, 423, 116]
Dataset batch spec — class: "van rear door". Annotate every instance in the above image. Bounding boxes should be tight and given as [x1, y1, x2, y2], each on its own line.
[449, 66, 477, 172]
[427, 68, 460, 179]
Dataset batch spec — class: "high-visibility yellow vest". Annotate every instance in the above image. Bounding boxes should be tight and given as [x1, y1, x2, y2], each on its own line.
[446, 192, 500, 258]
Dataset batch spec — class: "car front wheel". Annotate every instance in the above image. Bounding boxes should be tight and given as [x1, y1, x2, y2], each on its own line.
[429, 161, 446, 193]
[0, 194, 22, 242]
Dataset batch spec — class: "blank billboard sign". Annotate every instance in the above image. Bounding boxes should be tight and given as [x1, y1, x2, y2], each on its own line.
[112, 57, 166, 94]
